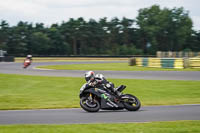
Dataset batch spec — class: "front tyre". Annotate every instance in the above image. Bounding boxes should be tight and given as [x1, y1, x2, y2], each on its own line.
[80, 96, 100, 112]
[122, 94, 141, 111]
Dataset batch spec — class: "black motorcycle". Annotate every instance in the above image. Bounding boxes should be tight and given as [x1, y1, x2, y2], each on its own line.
[79, 83, 141, 112]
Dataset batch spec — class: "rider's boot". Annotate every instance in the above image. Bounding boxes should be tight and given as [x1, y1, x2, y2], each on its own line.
[113, 85, 126, 96]
[112, 88, 121, 96]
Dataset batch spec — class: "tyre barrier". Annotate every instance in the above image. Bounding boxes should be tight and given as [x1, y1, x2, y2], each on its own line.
[189, 58, 200, 68]
[135, 58, 184, 69]
[0, 56, 15, 62]
[130, 57, 200, 69]
[0, 57, 3, 62]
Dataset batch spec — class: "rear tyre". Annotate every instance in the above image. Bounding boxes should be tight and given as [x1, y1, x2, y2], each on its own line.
[122, 94, 141, 111]
[80, 96, 100, 112]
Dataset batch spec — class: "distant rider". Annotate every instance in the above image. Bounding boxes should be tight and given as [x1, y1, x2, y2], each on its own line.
[25, 55, 32, 62]
[23, 55, 32, 68]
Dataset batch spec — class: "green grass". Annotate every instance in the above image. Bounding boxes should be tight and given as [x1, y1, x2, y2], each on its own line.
[0, 73, 200, 110]
[0, 121, 200, 133]
[37, 63, 200, 71]
[15, 57, 128, 62]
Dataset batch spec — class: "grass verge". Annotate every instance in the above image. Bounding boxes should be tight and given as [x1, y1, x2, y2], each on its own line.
[0, 73, 200, 110]
[0, 121, 200, 133]
[37, 63, 200, 71]
[15, 57, 128, 62]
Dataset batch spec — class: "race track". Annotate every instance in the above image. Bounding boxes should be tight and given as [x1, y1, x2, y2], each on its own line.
[0, 61, 200, 80]
[0, 105, 200, 124]
[0, 61, 200, 124]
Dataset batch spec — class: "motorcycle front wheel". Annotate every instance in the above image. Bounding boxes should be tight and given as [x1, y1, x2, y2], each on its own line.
[122, 94, 141, 111]
[80, 95, 100, 112]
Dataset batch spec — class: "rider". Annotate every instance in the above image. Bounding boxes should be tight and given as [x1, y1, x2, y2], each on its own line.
[24, 55, 32, 62]
[23, 55, 32, 67]
[84, 71, 121, 107]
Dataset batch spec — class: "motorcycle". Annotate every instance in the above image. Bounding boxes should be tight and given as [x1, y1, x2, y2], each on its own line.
[79, 83, 141, 112]
[23, 59, 31, 68]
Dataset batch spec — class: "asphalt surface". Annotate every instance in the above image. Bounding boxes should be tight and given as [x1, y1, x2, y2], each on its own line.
[0, 61, 200, 80]
[0, 105, 200, 124]
[0, 61, 200, 124]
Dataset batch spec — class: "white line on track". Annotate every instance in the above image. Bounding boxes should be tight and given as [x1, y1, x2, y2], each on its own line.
[32, 67, 53, 70]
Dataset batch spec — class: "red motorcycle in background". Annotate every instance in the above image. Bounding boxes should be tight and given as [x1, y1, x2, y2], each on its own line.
[23, 59, 31, 68]
[23, 55, 32, 69]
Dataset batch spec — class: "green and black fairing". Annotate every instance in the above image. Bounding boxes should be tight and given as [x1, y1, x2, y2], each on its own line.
[79, 83, 102, 98]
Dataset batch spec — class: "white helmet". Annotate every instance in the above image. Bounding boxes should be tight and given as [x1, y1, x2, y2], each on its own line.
[27, 55, 32, 58]
[95, 74, 104, 80]
[85, 71, 95, 82]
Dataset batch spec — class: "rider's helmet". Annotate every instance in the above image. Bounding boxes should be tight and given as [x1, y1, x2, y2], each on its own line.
[85, 71, 95, 82]
[27, 55, 32, 59]
[95, 73, 105, 80]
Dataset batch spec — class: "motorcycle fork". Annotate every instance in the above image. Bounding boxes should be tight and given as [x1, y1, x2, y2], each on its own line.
[89, 93, 98, 103]
[88, 93, 93, 101]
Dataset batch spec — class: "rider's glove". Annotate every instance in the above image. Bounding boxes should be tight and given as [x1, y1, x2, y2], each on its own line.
[106, 83, 111, 88]
[89, 81, 97, 87]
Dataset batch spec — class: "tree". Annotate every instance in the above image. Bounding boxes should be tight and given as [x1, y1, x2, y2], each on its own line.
[136, 5, 193, 54]
[47, 25, 71, 55]
[185, 30, 200, 51]
[120, 17, 135, 45]
[0, 20, 9, 50]
[6, 21, 32, 55]
[60, 18, 88, 55]
[0, 5, 198, 56]
[30, 32, 50, 55]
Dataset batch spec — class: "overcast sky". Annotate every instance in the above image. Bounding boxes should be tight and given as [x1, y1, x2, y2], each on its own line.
[0, 0, 200, 30]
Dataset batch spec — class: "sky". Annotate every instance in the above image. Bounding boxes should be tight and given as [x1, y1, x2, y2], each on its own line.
[0, 0, 200, 30]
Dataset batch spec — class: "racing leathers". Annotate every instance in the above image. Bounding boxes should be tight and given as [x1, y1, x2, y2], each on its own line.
[87, 74, 119, 107]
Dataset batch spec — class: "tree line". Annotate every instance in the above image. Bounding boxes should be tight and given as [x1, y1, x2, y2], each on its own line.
[0, 5, 200, 56]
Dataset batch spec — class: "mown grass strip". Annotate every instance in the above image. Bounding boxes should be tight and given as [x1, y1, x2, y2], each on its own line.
[15, 57, 128, 62]
[0, 73, 200, 110]
[37, 63, 200, 71]
[0, 121, 200, 133]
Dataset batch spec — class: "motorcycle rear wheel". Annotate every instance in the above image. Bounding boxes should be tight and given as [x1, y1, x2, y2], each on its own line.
[80, 96, 100, 112]
[122, 94, 141, 111]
